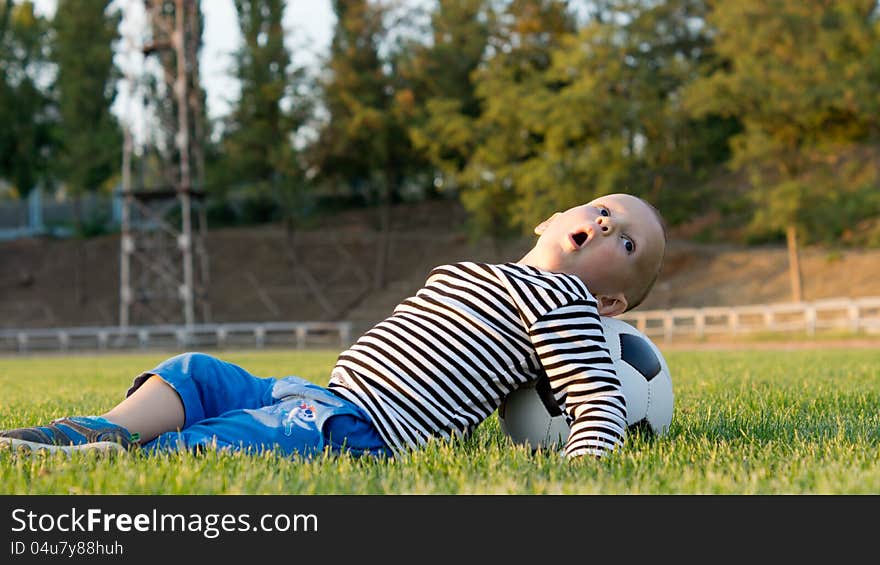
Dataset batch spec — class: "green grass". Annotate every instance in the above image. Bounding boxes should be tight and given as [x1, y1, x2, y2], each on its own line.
[1, 348, 879, 494]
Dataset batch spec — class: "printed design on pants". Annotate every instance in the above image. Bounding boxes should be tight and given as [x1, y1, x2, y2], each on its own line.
[243, 397, 320, 437]
[284, 400, 318, 435]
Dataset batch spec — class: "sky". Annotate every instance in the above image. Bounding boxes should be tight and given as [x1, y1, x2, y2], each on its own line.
[31, 0, 337, 121]
[196, 0, 336, 119]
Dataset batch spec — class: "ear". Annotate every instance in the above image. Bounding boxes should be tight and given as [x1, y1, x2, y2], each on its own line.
[534, 212, 561, 236]
[595, 293, 628, 317]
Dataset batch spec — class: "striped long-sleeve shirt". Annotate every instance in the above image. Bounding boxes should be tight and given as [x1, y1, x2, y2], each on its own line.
[327, 262, 627, 459]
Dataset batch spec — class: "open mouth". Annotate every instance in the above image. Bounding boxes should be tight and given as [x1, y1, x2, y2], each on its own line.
[571, 231, 588, 247]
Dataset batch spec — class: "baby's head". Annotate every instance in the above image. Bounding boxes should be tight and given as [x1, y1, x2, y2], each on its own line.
[520, 193, 666, 316]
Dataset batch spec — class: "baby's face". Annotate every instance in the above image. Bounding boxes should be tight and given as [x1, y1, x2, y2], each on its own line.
[530, 193, 665, 309]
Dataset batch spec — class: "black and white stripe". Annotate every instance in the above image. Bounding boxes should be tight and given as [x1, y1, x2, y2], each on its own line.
[328, 262, 627, 459]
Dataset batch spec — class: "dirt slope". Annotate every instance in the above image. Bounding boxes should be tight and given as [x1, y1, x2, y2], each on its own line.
[2, 199, 879, 331]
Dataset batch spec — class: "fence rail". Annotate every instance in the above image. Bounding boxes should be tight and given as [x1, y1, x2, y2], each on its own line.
[0, 321, 353, 354]
[2, 297, 879, 354]
[620, 297, 880, 343]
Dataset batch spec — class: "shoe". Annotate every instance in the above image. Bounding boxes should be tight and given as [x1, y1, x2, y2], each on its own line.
[0, 416, 139, 455]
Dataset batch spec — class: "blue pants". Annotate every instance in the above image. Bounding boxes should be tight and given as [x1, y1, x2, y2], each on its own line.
[126, 352, 392, 458]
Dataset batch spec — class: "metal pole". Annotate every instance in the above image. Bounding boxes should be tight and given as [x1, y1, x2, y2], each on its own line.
[119, 0, 137, 330]
[120, 125, 133, 329]
[175, 0, 195, 329]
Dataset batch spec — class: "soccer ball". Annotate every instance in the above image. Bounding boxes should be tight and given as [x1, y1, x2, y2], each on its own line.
[498, 316, 674, 451]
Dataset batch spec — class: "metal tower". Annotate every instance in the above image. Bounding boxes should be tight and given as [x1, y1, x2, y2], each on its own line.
[119, 0, 209, 331]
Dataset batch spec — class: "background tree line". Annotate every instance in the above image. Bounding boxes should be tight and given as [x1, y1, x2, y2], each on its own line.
[1, 0, 879, 258]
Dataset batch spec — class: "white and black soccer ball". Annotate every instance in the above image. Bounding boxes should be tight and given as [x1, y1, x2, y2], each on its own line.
[498, 316, 674, 451]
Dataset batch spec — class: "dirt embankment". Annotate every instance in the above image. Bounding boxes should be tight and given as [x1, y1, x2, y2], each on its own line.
[2, 199, 880, 331]
[639, 240, 880, 310]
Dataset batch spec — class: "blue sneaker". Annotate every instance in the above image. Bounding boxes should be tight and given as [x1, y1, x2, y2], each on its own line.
[0, 416, 138, 455]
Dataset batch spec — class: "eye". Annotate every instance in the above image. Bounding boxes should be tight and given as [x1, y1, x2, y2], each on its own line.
[598, 207, 610, 217]
[622, 236, 635, 254]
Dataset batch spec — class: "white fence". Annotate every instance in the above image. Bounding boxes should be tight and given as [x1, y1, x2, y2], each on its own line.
[0, 321, 353, 354]
[2, 297, 879, 354]
[619, 297, 880, 343]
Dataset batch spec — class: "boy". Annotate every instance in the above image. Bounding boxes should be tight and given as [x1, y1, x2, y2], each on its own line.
[0, 193, 666, 460]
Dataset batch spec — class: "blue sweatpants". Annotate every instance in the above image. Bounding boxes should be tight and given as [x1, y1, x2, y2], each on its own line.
[125, 352, 392, 458]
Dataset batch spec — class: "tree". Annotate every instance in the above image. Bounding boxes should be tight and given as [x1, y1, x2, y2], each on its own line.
[403, 0, 494, 197]
[439, 0, 579, 239]
[445, 0, 728, 238]
[311, 0, 412, 288]
[603, 0, 737, 223]
[311, 0, 393, 194]
[216, 0, 310, 226]
[51, 0, 121, 209]
[0, 0, 54, 198]
[684, 0, 880, 301]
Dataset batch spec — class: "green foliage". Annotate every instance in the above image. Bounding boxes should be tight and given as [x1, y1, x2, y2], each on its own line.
[418, 0, 733, 238]
[211, 0, 311, 227]
[50, 0, 121, 199]
[2, 348, 879, 494]
[0, 0, 54, 197]
[2, 0, 879, 250]
[684, 0, 880, 245]
[450, 0, 581, 238]
[309, 0, 421, 208]
[404, 0, 494, 194]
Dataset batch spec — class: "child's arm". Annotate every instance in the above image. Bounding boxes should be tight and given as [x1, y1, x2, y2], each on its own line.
[529, 301, 627, 459]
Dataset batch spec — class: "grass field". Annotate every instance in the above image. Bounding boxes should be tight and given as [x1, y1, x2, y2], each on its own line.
[1, 347, 878, 494]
